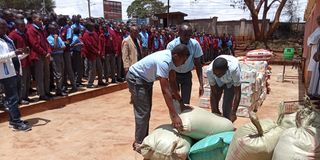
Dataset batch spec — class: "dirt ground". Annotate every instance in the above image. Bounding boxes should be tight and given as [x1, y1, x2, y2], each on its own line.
[0, 65, 301, 160]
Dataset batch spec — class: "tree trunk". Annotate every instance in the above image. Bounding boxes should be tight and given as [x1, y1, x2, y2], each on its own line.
[245, 0, 262, 41]
[267, 0, 288, 38]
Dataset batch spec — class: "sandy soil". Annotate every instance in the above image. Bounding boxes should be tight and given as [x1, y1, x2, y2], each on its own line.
[0, 65, 301, 160]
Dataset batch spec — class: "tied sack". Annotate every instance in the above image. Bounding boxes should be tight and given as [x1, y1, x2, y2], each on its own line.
[179, 107, 234, 140]
[140, 124, 192, 160]
[188, 131, 235, 160]
[225, 113, 284, 160]
[272, 107, 320, 160]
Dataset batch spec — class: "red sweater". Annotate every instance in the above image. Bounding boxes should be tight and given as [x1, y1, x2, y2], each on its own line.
[98, 33, 114, 56]
[26, 25, 51, 61]
[81, 31, 99, 60]
[8, 30, 31, 68]
[196, 36, 209, 50]
[110, 30, 123, 56]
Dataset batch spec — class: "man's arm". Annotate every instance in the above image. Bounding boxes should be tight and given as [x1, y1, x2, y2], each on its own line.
[210, 85, 221, 115]
[169, 70, 190, 112]
[231, 85, 241, 122]
[194, 57, 204, 96]
[159, 76, 183, 131]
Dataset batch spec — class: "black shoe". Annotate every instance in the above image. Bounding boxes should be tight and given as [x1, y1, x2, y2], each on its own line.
[76, 83, 84, 87]
[39, 95, 52, 101]
[87, 84, 96, 88]
[46, 93, 55, 97]
[98, 82, 108, 86]
[56, 92, 68, 97]
[117, 78, 124, 82]
[10, 121, 32, 132]
[111, 79, 117, 83]
[19, 100, 29, 105]
[23, 98, 35, 103]
[29, 88, 37, 93]
[9, 120, 29, 128]
[69, 87, 78, 93]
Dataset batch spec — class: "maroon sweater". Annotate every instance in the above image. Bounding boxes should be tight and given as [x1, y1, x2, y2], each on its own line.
[81, 31, 99, 60]
[8, 30, 31, 67]
[26, 25, 51, 61]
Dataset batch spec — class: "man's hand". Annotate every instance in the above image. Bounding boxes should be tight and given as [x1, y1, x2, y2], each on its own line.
[171, 113, 183, 132]
[124, 68, 129, 75]
[45, 53, 51, 58]
[199, 85, 204, 97]
[230, 112, 237, 122]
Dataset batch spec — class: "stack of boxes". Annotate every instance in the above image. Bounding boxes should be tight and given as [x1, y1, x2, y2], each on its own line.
[237, 60, 269, 117]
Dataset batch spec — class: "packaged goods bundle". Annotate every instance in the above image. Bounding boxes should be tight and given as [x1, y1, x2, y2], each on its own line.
[188, 131, 235, 160]
[272, 107, 320, 160]
[140, 124, 193, 160]
[179, 107, 234, 140]
[225, 113, 284, 160]
[246, 49, 273, 61]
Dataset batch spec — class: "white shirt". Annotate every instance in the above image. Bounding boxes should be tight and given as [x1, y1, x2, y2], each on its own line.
[0, 39, 17, 79]
[129, 50, 174, 83]
[206, 55, 241, 88]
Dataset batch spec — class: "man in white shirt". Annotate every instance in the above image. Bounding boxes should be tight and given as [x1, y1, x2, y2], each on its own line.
[126, 44, 190, 152]
[0, 18, 31, 131]
[206, 55, 241, 122]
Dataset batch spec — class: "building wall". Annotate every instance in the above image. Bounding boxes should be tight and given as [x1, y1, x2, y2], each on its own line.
[303, 0, 320, 83]
[188, 19, 265, 42]
[103, 0, 122, 20]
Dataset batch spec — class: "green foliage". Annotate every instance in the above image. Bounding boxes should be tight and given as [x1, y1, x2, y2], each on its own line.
[0, 0, 56, 12]
[127, 0, 168, 18]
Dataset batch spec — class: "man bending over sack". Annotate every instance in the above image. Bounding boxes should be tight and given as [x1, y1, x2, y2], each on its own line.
[206, 55, 241, 122]
[126, 44, 190, 152]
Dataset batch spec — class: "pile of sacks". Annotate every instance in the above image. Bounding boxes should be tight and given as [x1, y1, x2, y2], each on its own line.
[226, 99, 320, 160]
[139, 106, 236, 160]
[237, 59, 271, 117]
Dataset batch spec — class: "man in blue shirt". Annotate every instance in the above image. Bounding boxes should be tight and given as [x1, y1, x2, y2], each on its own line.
[127, 44, 190, 152]
[206, 55, 241, 122]
[139, 25, 149, 58]
[167, 23, 204, 104]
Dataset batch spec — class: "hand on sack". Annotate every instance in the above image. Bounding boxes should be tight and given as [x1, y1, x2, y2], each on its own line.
[171, 113, 183, 132]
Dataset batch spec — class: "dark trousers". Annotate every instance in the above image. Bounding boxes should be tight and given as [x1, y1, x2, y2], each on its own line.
[176, 71, 192, 104]
[21, 67, 31, 100]
[71, 51, 83, 84]
[96, 57, 104, 83]
[52, 54, 65, 93]
[211, 85, 235, 119]
[0, 76, 22, 123]
[116, 55, 124, 80]
[127, 72, 153, 144]
[104, 54, 116, 82]
[34, 56, 50, 97]
[63, 51, 76, 88]
[88, 58, 103, 85]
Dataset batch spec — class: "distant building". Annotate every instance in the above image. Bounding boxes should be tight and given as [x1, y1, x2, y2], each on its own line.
[153, 12, 188, 27]
[103, 0, 122, 21]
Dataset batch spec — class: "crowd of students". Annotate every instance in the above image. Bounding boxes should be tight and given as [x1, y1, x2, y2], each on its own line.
[0, 8, 236, 131]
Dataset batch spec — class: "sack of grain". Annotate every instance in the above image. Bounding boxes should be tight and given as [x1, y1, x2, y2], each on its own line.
[225, 113, 284, 160]
[272, 107, 320, 160]
[140, 124, 193, 160]
[180, 107, 234, 140]
[188, 131, 235, 160]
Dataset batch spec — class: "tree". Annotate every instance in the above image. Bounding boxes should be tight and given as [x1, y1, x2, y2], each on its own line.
[283, 0, 299, 23]
[127, 0, 168, 18]
[0, 0, 56, 13]
[230, 0, 288, 42]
